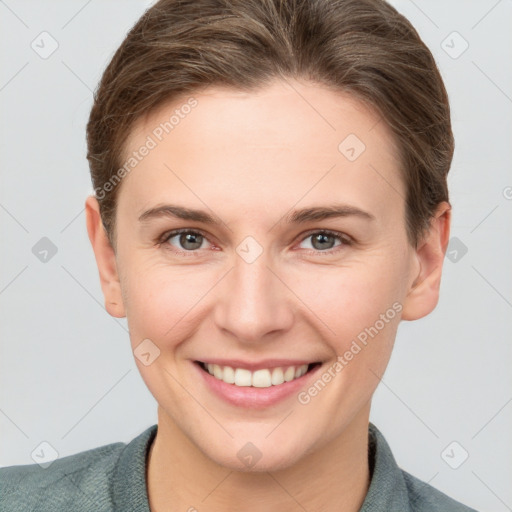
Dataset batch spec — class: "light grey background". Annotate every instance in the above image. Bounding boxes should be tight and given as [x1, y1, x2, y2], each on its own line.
[1, 1, 511, 510]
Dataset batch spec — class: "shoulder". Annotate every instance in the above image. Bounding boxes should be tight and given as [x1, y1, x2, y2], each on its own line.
[401, 470, 479, 512]
[365, 423, 479, 512]
[0, 439, 125, 512]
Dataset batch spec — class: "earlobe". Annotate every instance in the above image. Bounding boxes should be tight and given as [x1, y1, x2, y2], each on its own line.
[85, 196, 126, 318]
[401, 202, 451, 321]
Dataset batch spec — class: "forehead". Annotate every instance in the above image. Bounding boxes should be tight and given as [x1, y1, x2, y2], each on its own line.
[119, 79, 405, 227]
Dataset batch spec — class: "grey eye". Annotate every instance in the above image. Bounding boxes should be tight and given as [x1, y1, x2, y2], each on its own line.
[299, 232, 343, 251]
[167, 231, 206, 251]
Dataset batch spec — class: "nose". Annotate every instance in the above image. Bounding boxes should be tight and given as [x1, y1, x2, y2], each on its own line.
[213, 250, 294, 345]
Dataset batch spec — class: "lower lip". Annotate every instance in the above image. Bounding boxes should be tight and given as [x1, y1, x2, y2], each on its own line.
[193, 362, 322, 409]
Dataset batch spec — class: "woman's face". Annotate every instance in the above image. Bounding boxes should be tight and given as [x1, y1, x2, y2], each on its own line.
[99, 79, 438, 471]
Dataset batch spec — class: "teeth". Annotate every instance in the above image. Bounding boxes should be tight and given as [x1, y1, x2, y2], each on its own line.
[271, 367, 284, 385]
[234, 368, 252, 386]
[223, 365, 235, 384]
[252, 369, 271, 388]
[213, 364, 223, 379]
[203, 363, 309, 387]
[295, 365, 306, 378]
[283, 367, 295, 382]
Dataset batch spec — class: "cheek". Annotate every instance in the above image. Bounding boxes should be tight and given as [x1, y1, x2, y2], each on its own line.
[294, 266, 402, 407]
[121, 259, 216, 345]
[290, 258, 404, 340]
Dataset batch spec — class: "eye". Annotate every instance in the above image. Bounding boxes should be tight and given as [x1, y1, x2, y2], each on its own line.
[297, 230, 351, 253]
[158, 228, 352, 257]
[160, 229, 212, 254]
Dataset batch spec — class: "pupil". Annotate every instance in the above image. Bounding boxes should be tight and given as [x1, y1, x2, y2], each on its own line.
[180, 233, 202, 250]
[312, 233, 334, 250]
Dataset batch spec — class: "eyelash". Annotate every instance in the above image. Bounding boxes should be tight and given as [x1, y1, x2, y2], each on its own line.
[157, 228, 353, 257]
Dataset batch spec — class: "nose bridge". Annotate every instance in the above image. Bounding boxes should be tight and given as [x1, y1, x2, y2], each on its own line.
[214, 248, 292, 342]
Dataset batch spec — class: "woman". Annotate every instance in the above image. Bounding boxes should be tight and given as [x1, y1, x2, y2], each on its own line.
[0, 0, 478, 510]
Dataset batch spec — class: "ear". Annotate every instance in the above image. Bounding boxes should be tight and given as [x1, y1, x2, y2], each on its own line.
[401, 201, 451, 321]
[85, 195, 126, 318]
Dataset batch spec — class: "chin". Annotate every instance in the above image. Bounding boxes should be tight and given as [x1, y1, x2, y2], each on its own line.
[225, 456, 298, 473]
[205, 441, 308, 473]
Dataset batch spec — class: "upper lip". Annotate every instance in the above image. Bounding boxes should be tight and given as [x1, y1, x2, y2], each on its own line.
[195, 359, 319, 371]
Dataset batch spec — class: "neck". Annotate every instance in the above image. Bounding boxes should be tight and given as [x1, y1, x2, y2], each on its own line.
[147, 406, 371, 512]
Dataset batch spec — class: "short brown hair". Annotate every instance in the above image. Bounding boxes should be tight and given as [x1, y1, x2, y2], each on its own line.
[86, 0, 454, 248]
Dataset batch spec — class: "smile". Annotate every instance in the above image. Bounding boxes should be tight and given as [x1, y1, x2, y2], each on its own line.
[197, 361, 319, 387]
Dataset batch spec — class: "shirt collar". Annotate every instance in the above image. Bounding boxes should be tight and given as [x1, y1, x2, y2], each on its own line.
[113, 424, 157, 512]
[359, 422, 411, 511]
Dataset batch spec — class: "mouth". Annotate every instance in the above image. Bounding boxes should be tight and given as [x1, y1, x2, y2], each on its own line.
[195, 360, 322, 388]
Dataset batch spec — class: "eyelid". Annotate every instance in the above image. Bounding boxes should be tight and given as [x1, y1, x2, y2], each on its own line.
[295, 228, 352, 245]
[158, 227, 215, 253]
[158, 227, 352, 256]
[293, 228, 353, 255]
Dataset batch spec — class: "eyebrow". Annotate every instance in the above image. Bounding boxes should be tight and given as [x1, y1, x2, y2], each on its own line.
[138, 203, 375, 225]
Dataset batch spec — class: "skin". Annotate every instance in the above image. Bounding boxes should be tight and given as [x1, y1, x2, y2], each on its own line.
[86, 79, 450, 512]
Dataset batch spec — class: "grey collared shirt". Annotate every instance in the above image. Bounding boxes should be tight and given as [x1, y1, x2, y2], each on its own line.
[0, 423, 478, 511]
